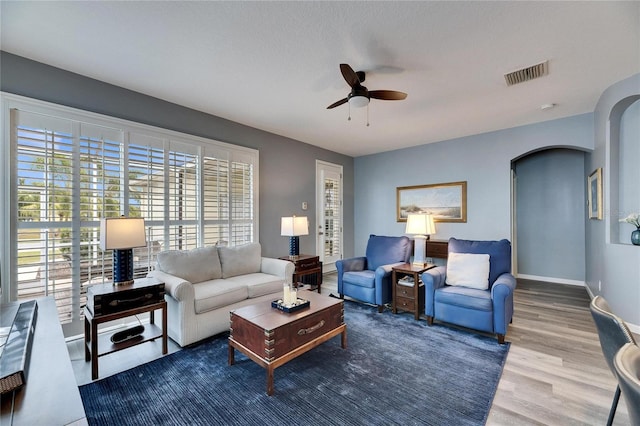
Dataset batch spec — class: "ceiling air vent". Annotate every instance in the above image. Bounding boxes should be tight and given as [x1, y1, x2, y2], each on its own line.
[504, 61, 548, 86]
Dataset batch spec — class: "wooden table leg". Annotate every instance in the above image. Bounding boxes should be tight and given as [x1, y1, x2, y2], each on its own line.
[341, 327, 348, 349]
[91, 319, 99, 380]
[228, 341, 235, 366]
[84, 316, 90, 362]
[266, 365, 274, 396]
[161, 303, 168, 354]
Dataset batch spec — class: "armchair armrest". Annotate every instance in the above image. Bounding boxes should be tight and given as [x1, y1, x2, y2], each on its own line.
[336, 256, 367, 273]
[491, 272, 517, 335]
[336, 256, 367, 294]
[147, 270, 194, 302]
[373, 262, 406, 306]
[421, 266, 447, 318]
[260, 257, 294, 282]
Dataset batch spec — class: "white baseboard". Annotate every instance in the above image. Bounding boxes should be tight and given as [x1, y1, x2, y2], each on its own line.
[516, 274, 585, 287]
[516, 274, 640, 335]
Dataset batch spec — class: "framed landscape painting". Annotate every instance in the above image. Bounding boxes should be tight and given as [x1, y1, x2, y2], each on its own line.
[397, 181, 467, 222]
[588, 168, 603, 220]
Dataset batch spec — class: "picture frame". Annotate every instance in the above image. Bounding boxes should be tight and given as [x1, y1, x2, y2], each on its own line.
[396, 181, 467, 222]
[588, 168, 603, 220]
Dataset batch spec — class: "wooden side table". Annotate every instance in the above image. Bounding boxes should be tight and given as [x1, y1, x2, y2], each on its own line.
[84, 277, 167, 380]
[279, 254, 323, 293]
[392, 263, 435, 320]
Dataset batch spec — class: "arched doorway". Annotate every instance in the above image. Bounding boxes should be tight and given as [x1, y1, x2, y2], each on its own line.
[511, 148, 587, 285]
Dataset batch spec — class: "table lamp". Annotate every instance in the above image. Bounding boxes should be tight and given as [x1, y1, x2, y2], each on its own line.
[100, 217, 147, 286]
[405, 213, 436, 267]
[281, 216, 309, 259]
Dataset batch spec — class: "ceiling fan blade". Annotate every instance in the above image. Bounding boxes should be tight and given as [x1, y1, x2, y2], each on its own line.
[340, 63, 361, 88]
[327, 97, 348, 109]
[369, 90, 407, 101]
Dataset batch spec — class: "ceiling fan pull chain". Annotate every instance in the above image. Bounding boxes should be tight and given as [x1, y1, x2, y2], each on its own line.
[348, 102, 351, 121]
[366, 104, 370, 127]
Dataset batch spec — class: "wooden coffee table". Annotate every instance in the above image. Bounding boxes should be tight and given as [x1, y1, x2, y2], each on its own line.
[228, 290, 347, 395]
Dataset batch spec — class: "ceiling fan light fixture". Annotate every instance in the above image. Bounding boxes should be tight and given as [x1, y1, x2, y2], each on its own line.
[348, 95, 369, 108]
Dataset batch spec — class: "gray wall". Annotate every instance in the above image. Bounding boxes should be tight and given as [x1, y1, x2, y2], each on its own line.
[514, 149, 586, 282]
[353, 114, 593, 262]
[587, 73, 640, 326]
[0, 51, 355, 260]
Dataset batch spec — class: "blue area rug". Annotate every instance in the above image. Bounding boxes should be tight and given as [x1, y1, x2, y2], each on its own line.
[79, 301, 509, 425]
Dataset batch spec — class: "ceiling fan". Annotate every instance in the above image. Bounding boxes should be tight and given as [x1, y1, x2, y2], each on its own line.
[327, 63, 407, 110]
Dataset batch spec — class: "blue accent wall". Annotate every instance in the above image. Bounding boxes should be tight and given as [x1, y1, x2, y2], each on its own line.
[353, 114, 593, 270]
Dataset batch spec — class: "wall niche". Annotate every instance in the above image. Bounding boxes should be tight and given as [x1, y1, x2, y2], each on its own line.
[609, 96, 640, 244]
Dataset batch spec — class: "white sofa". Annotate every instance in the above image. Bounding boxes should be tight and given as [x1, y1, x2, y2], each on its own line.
[147, 242, 293, 347]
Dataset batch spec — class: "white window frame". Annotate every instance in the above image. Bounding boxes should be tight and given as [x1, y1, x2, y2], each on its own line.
[0, 93, 259, 335]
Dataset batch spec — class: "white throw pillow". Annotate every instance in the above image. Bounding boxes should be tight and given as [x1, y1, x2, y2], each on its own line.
[445, 252, 491, 290]
[156, 246, 222, 283]
[218, 242, 262, 278]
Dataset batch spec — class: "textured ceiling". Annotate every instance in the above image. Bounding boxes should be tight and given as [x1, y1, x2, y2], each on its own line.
[1, 1, 639, 157]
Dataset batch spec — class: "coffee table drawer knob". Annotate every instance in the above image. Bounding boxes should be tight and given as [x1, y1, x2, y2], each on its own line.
[298, 319, 325, 335]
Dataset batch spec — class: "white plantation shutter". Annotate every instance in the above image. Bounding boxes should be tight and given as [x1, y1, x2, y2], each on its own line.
[6, 97, 258, 335]
[168, 147, 199, 251]
[323, 175, 342, 258]
[78, 123, 125, 288]
[14, 110, 78, 323]
[230, 160, 254, 246]
[202, 155, 230, 246]
[128, 134, 165, 277]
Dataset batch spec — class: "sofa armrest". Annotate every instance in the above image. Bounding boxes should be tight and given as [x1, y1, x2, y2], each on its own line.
[491, 272, 517, 335]
[421, 266, 447, 317]
[147, 270, 194, 302]
[260, 257, 294, 282]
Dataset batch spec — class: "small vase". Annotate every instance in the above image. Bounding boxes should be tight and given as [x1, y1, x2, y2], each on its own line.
[632, 229, 640, 246]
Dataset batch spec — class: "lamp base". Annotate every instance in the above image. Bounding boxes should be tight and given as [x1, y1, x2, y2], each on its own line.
[113, 248, 135, 286]
[288, 236, 300, 257]
[412, 235, 427, 266]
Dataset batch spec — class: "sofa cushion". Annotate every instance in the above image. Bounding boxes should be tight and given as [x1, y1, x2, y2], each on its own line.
[365, 234, 411, 271]
[445, 252, 490, 290]
[156, 246, 221, 284]
[435, 285, 493, 311]
[225, 273, 284, 298]
[342, 270, 376, 289]
[218, 242, 262, 278]
[448, 238, 511, 285]
[192, 279, 248, 314]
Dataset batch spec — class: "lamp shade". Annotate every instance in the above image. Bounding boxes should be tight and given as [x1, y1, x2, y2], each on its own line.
[100, 217, 147, 250]
[405, 213, 436, 236]
[280, 216, 309, 237]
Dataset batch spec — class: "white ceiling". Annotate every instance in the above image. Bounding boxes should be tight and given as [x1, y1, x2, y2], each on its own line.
[2, 1, 639, 157]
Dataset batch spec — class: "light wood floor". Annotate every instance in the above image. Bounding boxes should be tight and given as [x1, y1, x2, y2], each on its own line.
[67, 274, 636, 425]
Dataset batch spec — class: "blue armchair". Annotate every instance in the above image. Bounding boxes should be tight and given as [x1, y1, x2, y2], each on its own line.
[336, 234, 411, 312]
[421, 238, 516, 343]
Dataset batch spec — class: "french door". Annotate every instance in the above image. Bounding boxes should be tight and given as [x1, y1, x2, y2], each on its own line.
[316, 161, 343, 272]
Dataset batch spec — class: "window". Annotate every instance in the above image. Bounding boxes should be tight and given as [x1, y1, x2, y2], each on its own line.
[2, 94, 258, 336]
